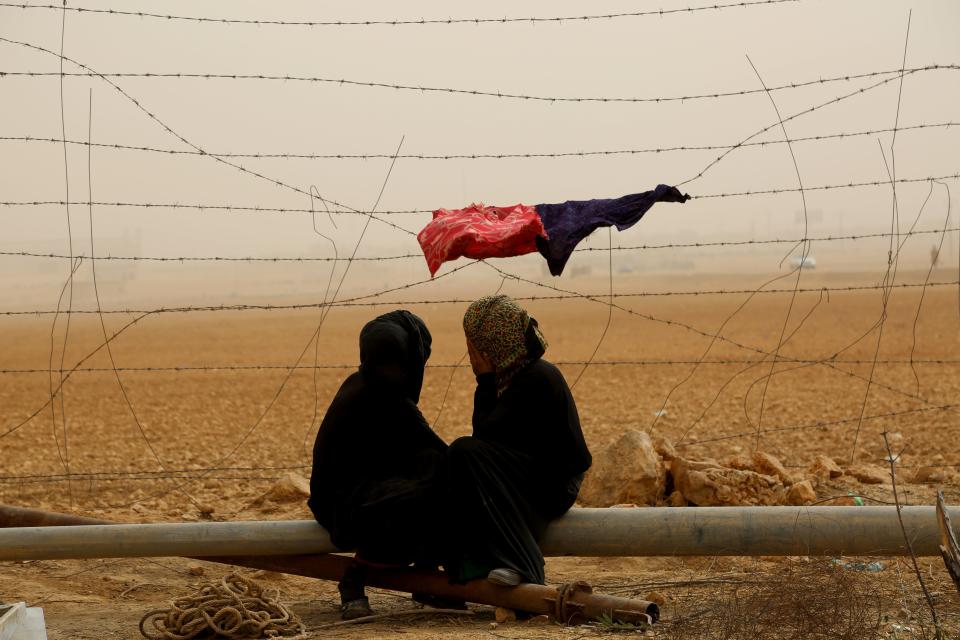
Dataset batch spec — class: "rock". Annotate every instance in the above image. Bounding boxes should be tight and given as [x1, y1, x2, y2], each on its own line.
[751, 452, 794, 486]
[187, 565, 205, 577]
[197, 504, 215, 518]
[652, 436, 677, 461]
[645, 591, 667, 606]
[248, 473, 311, 510]
[807, 455, 843, 483]
[671, 458, 786, 506]
[848, 465, 887, 485]
[786, 480, 817, 505]
[668, 491, 688, 507]
[578, 430, 665, 506]
[726, 452, 793, 485]
[495, 607, 517, 623]
[611, 503, 639, 509]
[131, 503, 149, 516]
[912, 466, 947, 484]
[262, 473, 311, 504]
[527, 615, 551, 625]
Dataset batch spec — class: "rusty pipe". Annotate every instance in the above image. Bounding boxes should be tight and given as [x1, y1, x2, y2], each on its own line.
[220, 553, 657, 625]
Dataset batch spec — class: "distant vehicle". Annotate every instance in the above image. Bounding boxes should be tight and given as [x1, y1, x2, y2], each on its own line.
[789, 255, 817, 269]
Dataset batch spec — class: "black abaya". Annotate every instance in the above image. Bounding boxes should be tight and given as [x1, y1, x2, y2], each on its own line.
[445, 358, 591, 584]
[308, 311, 447, 566]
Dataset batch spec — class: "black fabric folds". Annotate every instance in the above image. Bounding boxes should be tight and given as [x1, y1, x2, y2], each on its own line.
[443, 359, 591, 584]
[308, 310, 447, 564]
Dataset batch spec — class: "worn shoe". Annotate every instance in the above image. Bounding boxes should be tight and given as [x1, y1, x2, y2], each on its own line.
[339, 597, 373, 620]
[486, 568, 523, 587]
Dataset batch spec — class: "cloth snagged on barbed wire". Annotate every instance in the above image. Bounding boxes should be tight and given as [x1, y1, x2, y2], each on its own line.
[416, 185, 689, 276]
[416, 202, 545, 276]
[138, 573, 306, 640]
[534, 184, 691, 276]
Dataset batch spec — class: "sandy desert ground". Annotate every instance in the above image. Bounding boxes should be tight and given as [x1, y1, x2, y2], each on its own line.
[1, 269, 959, 638]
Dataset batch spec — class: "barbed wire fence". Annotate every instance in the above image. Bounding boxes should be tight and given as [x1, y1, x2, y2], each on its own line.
[0, 1, 958, 511]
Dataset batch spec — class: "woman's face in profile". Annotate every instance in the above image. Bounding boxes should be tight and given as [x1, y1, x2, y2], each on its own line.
[466, 335, 494, 376]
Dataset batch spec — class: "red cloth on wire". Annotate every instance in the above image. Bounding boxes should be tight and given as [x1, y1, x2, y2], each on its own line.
[417, 203, 546, 276]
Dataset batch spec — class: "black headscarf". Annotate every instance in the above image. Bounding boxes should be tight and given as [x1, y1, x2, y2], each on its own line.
[358, 310, 432, 403]
[308, 310, 447, 557]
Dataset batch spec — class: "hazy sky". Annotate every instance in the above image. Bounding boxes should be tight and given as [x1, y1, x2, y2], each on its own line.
[1, 0, 958, 307]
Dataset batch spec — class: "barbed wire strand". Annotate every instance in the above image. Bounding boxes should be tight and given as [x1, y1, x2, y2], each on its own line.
[4, 279, 957, 317]
[84, 88, 203, 510]
[3, 121, 956, 161]
[850, 15, 914, 464]
[4, 173, 958, 221]
[49, 1, 76, 504]
[686, 402, 955, 446]
[906, 182, 947, 392]
[3, 226, 958, 264]
[0, 0, 801, 28]
[7, 64, 959, 105]
[743, 53, 812, 449]
[1, 357, 958, 375]
[45, 254, 82, 480]
[570, 228, 614, 389]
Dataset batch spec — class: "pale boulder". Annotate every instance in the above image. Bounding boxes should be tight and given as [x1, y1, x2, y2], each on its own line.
[250, 473, 311, 508]
[807, 455, 843, 484]
[786, 480, 817, 505]
[652, 435, 678, 461]
[912, 466, 947, 484]
[848, 465, 887, 485]
[578, 430, 665, 507]
[751, 452, 794, 486]
[726, 451, 794, 485]
[671, 458, 786, 506]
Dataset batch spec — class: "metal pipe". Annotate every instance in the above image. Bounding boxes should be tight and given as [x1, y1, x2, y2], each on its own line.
[0, 506, 954, 559]
[0, 504, 658, 625]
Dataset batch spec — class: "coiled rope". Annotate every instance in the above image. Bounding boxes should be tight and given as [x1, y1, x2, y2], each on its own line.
[139, 572, 306, 639]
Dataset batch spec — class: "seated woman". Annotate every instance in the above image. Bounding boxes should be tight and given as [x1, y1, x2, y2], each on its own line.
[444, 295, 592, 587]
[308, 310, 447, 619]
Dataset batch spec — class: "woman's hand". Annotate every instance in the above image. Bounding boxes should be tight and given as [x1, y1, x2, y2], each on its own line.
[467, 339, 494, 376]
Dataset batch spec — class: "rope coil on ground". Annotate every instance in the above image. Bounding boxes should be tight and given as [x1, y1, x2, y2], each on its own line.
[138, 572, 306, 639]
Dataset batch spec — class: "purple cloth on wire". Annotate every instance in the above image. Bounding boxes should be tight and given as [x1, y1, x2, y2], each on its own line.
[533, 184, 690, 276]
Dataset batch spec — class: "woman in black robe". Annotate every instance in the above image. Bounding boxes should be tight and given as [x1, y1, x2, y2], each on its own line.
[444, 295, 592, 587]
[308, 310, 447, 618]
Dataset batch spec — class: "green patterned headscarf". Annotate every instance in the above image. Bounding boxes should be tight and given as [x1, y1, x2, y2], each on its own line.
[463, 295, 547, 395]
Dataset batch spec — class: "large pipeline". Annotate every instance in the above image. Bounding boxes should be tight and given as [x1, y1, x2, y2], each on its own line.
[0, 504, 659, 625]
[0, 505, 955, 560]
